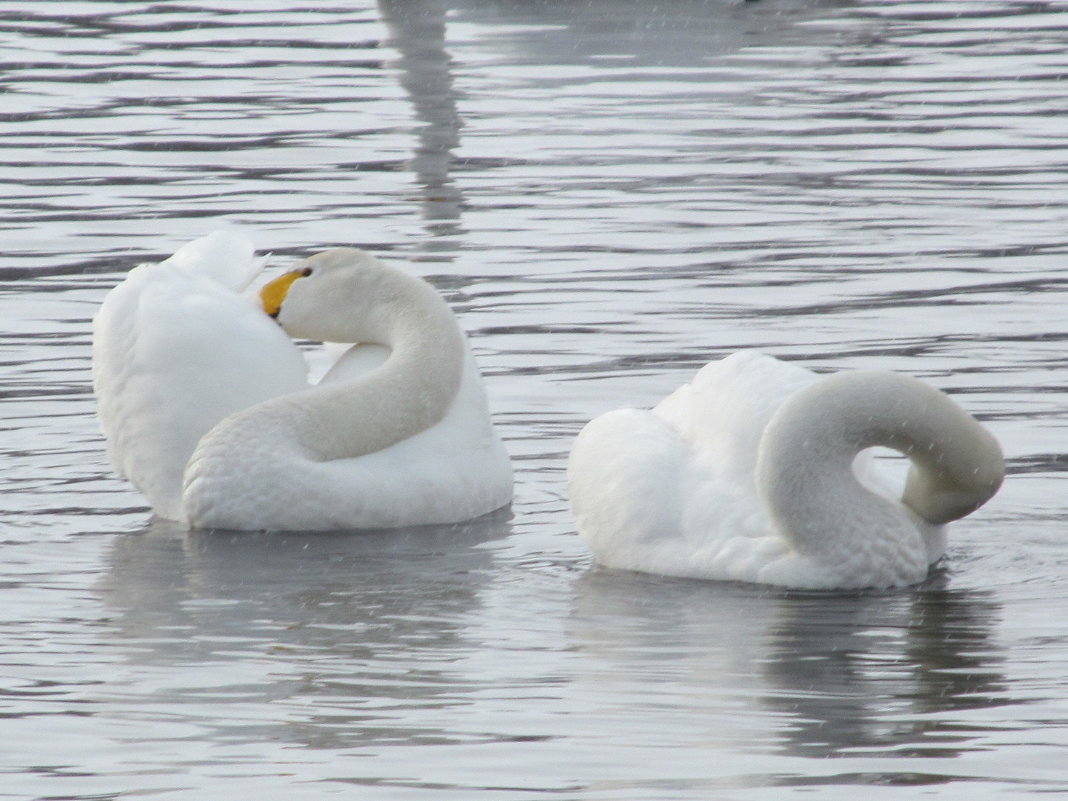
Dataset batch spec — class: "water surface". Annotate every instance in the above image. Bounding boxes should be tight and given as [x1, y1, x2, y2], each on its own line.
[2, 1, 1068, 798]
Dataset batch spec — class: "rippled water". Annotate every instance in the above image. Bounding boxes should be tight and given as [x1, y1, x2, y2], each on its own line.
[3, 0, 1068, 797]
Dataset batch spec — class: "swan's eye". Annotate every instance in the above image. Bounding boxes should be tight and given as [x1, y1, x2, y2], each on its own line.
[301, 267, 313, 277]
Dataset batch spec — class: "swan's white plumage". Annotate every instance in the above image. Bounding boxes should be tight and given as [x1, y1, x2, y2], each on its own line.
[180, 346, 511, 530]
[92, 231, 307, 520]
[93, 231, 512, 530]
[568, 351, 1003, 590]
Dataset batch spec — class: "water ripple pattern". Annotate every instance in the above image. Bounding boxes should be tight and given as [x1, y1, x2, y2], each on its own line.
[1, 1, 1067, 798]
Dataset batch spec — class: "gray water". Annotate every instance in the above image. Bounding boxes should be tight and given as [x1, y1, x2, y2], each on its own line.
[2, 0, 1068, 798]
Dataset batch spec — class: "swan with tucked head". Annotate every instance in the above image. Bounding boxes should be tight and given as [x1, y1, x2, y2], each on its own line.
[567, 351, 1004, 590]
[93, 232, 513, 531]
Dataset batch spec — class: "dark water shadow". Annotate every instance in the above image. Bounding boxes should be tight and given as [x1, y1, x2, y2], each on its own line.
[763, 579, 1010, 760]
[97, 509, 513, 748]
[379, 0, 466, 253]
[571, 568, 1009, 761]
[376, 0, 855, 259]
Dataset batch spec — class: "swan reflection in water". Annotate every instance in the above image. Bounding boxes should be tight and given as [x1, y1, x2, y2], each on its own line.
[97, 510, 512, 750]
[571, 569, 1007, 763]
[376, 0, 853, 247]
[762, 580, 1009, 760]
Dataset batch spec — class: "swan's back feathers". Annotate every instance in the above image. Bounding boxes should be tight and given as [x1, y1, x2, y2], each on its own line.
[92, 233, 307, 519]
[158, 229, 264, 291]
[655, 351, 817, 480]
[570, 353, 803, 581]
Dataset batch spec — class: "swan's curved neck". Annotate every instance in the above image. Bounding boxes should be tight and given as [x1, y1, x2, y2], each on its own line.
[228, 254, 467, 464]
[296, 264, 465, 461]
[755, 371, 1004, 560]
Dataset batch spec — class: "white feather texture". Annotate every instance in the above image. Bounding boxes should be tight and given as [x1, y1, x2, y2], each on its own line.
[93, 232, 513, 530]
[567, 351, 1004, 590]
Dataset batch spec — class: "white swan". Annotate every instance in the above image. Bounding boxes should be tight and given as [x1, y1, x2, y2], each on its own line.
[567, 351, 1004, 590]
[92, 231, 513, 531]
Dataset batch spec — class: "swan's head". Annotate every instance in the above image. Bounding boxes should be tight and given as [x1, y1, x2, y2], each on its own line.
[901, 429, 1005, 525]
[260, 265, 311, 319]
[259, 248, 393, 342]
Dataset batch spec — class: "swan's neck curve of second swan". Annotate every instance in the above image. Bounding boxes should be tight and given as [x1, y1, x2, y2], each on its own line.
[755, 370, 1004, 568]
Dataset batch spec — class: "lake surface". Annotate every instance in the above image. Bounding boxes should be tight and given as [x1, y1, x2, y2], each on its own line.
[2, 0, 1068, 797]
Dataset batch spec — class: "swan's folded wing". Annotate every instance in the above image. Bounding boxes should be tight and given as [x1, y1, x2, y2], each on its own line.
[569, 408, 692, 571]
[158, 229, 265, 292]
[655, 350, 816, 472]
[92, 261, 307, 520]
